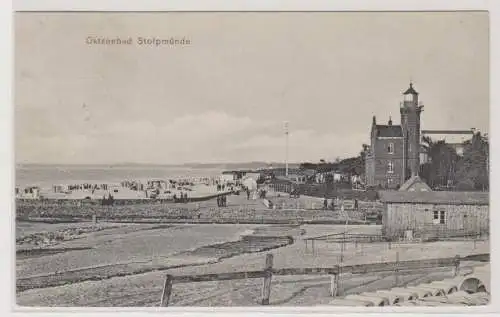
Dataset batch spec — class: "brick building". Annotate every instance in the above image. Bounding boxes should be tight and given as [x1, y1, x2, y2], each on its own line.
[365, 82, 424, 189]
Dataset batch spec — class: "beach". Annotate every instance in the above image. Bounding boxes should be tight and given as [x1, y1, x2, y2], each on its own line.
[14, 164, 490, 307]
[16, 220, 489, 307]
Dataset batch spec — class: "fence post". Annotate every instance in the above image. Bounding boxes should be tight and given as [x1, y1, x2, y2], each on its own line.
[395, 251, 400, 286]
[160, 274, 173, 307]
[330, 266, 340, 297]
[261, 253, 274, 305]
[452, 255, 460, 277]
[337, 264, 344, 296]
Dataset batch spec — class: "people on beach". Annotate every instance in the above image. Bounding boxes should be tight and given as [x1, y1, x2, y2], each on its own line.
[101, 193, 114, 206]
[217, 194, 227, 207]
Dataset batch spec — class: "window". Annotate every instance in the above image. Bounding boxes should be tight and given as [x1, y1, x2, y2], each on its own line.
[387, 161, 394, 174]
[433, 210, 439, 224]
[388, 142, 394, 154]
[404, 94, 414, 102]
[433, 210, 446, 224]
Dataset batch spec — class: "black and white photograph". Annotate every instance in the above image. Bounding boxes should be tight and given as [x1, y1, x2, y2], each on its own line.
[13, 10, 490, 308]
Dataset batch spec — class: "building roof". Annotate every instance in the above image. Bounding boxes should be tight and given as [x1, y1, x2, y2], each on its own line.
[376, 125, 403, 138]
[403, 82, 419, 95]
[379, 190, 489, 205]
[421, 133, 472, 145]
[399, 175, 432, 192]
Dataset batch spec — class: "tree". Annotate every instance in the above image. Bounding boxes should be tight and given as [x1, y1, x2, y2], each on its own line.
[299, 162, 317, 170]
[298, 143, 373, 186]
[419, 136, 460, 188]
[455, 132, 489, 190]
[358, 144, 370, 178]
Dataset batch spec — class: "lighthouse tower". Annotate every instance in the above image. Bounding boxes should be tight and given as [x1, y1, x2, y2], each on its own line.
[400, 82, 424, 182]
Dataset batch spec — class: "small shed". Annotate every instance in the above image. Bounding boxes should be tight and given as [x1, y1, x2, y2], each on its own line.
[379, 191, 489, 239]
[399, 175, 432, 192]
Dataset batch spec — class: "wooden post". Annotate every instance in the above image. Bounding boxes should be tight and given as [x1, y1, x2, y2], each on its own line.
[261, 253, 274, 305]
[337, 264, 343, 296]
[330, 271, 339, 297]
[452, 255, 460, 277]
[395, 251, 400, 286]
[160, 274, 173, 307]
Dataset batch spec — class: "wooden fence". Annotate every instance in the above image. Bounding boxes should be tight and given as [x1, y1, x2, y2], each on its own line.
[159, 253, 489, 306]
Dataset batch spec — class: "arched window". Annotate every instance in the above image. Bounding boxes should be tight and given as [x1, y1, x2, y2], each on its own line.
[388, 142, 394, 154]
[404, 94, 414, 102]
[387, 161, 394, 174]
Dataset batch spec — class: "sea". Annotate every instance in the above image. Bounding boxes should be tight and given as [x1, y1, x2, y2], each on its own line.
[15, 164, 227, 189]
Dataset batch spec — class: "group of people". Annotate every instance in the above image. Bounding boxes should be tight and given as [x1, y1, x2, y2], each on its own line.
[217, 194, 228, 207]
[101, 193, 115, 206]
[173, 192, 189, 203]
[259, 189, 267, 199]
[68, 183, 108, 191]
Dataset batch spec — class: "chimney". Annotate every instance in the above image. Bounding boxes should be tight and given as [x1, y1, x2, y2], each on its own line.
[372, 116, 376, 125]
[388, 116, 393, 126]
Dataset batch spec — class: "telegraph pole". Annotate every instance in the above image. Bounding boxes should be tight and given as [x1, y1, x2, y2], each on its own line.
[284, 121, 289, 177]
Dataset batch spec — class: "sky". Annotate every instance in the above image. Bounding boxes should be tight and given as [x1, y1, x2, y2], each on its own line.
[14, 12, 489, 165]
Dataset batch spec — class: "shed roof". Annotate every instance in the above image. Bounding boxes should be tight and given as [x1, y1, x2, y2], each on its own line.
[376, 125, 403, 138]
[378, 191, 489, 205]
[399, 175, 432, 192]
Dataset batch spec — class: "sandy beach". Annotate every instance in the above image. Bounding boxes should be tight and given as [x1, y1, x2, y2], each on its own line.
[16, 219, 489, 307]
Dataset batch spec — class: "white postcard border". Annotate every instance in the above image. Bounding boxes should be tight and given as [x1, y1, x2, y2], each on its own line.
[3, 1, 499, 317]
